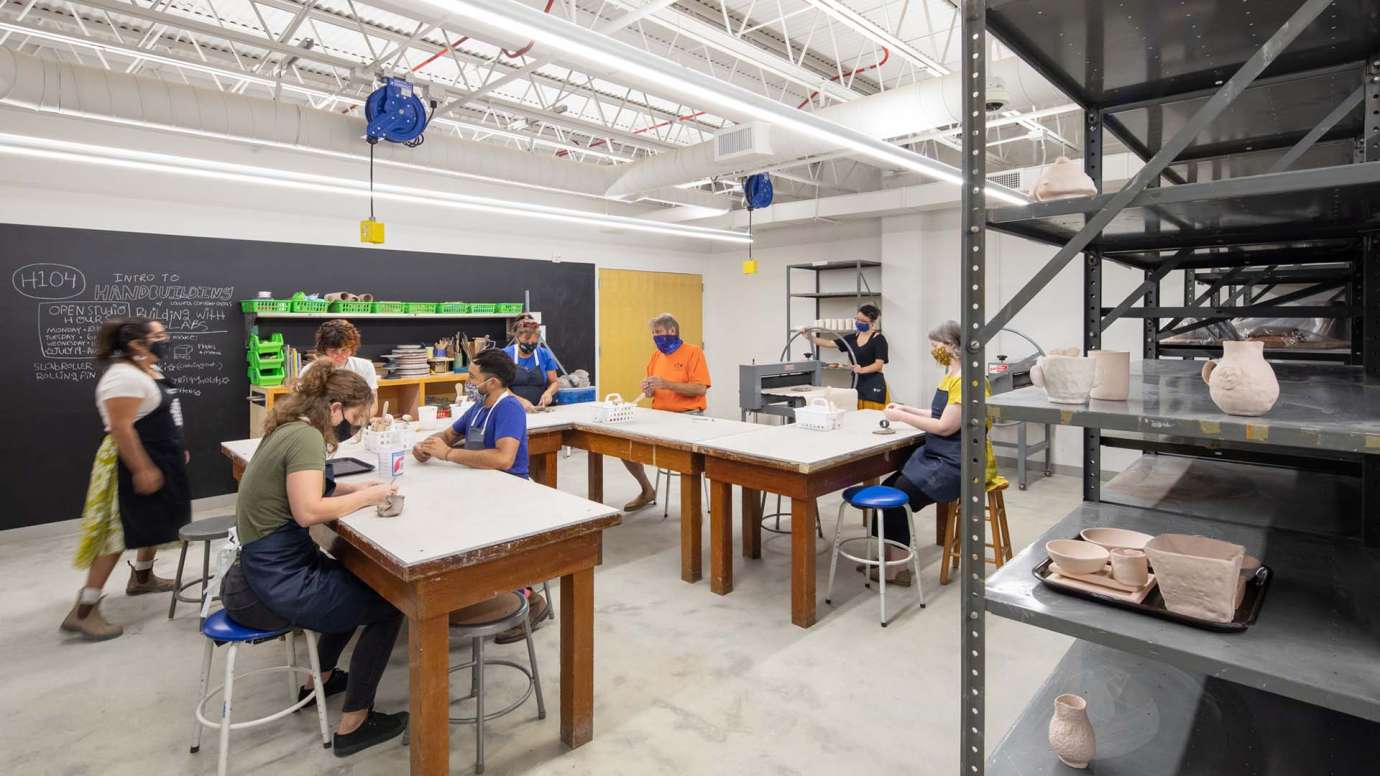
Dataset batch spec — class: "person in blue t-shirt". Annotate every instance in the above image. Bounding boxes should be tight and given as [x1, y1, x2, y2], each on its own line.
[503, 318, 560, 412]
[412, 349, 529, 478]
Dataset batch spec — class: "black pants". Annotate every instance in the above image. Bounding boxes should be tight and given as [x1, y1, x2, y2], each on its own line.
[867, 471, 937, 547]
[222, 562, 403, 713]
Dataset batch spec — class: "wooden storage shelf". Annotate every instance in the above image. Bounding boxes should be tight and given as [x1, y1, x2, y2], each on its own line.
[247, 373, 468, 437]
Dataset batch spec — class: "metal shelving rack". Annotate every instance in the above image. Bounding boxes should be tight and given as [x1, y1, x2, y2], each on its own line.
[784, 260, 880, 360]
[959, 1, 1380, 773]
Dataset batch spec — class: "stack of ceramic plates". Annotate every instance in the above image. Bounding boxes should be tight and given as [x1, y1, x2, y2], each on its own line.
[383, 345, 430, 377]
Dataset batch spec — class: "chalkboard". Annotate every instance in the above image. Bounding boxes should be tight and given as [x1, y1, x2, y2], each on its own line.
[1, 223, 596, 531]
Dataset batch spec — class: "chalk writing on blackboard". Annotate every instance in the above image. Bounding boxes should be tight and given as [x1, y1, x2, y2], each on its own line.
[12, 263, 86, 300]
[39, 302, 131, 360]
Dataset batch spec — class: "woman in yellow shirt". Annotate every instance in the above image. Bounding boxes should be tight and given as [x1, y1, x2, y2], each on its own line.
[873, 320, 1004, 585]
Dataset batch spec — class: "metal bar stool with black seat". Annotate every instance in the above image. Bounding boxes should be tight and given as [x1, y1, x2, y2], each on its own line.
[939, 481, 1012, 585]
[825, 485, 927, 627]
[168, 514, 236, 619]
[448, 591, 546, 774]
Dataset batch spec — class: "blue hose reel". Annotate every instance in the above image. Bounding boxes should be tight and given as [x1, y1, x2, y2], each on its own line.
[743, 173, 773, 210]
[365, 77, 430, 146]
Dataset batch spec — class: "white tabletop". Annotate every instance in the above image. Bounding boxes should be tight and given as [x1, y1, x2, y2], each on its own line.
[221, 437, 619, 571]
[584, 407, 762, 446]
[693, 409, 923, 473]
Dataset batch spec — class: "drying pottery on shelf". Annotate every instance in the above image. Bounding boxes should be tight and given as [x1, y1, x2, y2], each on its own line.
[1201, 340, 1279, 416]
[1045, 539, 1109, 575]
[1031, 352, 1097, 404]
[1031, 156, 1098, 202]
[1144, 533, 1246, 623]
[1110, 548, 1150, 588]
[1048, 693, 1095, 769]
[1079, 527, 1153, 551]
[1088, 349, 1130, 401]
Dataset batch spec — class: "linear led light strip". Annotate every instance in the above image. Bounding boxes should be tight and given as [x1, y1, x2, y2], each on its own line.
[0, 133, 753, 244]
[418, 0, 1030, 206]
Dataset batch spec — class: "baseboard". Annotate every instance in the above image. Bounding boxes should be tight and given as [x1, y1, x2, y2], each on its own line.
[0, 494, 238, 545]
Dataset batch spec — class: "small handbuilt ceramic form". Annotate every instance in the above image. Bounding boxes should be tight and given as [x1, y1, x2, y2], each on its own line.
[1089, 350, 1131, 401]
[1048, 693, 1095, 769]
[1110, 548, 1150, 587]
[377, 494, 405, 518]
[1032, 156, 1099, 202]
[1144, 533, 1245, 623]
[1201, 340, 1279, 416]
[1031, 351, 1097, 404]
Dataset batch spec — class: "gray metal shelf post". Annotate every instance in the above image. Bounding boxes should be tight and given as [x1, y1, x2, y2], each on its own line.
[1083, 110, 1104, 504]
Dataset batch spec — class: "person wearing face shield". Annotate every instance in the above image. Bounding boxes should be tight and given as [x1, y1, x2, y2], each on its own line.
[621, 313, 711, 513]
[503, 318, 560, 412]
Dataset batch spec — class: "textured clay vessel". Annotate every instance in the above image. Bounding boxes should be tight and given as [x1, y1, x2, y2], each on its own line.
[1201, 340, 1279, 416]
[1031, 355, 1097, 404]
[1048, 693, 1095, 769]
[1089, 350, 1131, 401]
[1144, 533, 1245, 623]
[1032, 156, 1099, 202]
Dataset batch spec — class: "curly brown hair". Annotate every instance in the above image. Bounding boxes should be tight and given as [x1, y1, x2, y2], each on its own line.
[263, 362, 373, 452]
[315, 319, 361, 355]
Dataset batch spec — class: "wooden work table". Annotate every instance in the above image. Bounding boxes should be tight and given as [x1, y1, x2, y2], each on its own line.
[220, 437, 620, 776]
[248, 373, 468, 437]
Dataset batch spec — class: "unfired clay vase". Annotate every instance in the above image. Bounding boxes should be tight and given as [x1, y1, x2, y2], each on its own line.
[1032, 156, 1099, 201]
[1031, 354, 1097, 404]
[1048, 693, 1095, 769]
[1144, 533, 1245, 623]
[1201, 340, 1279, 416]
[1089, 350, 1131, 401]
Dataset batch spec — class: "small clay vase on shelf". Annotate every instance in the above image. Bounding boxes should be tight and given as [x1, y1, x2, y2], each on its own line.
[1201, 340, 1279, 416]
[1048, 693, 1095, 769]
[1089, 350, 1131, 401]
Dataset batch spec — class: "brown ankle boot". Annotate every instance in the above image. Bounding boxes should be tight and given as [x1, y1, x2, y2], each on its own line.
[60, 595, 124, 641]
[126, 562, 177, 596]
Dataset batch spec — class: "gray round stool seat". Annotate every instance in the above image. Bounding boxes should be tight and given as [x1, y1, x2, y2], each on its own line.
[448, 591, 547, 774]
[168, 515, 235, 619]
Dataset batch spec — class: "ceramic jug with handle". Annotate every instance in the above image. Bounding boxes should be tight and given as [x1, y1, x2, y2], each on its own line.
[1201, 341, 1279, 416]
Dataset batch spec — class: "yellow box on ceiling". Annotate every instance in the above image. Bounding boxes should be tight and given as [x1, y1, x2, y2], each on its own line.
[742, 259, 758, 275]
[359, 218, 385, 244]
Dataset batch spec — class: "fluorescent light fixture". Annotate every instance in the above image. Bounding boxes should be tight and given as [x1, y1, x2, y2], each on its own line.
[0, 133, 752, 244]
[417, 0, 1029, 206]
[801, 0, 949, 77]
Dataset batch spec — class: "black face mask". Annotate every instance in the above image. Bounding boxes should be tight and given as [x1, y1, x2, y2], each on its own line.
[334, 417, 360, 442]
[518, 342, 536, 354]
[147, 340, 169, 361]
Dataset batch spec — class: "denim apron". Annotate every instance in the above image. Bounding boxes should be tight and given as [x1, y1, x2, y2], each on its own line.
[507, 347, 549, 406]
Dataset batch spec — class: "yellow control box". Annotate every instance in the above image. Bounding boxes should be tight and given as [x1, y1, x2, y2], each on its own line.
[359, 218, 385, 244]
[742, 259, 758, 275]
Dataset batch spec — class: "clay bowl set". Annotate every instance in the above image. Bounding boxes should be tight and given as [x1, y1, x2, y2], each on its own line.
[1045, 528, 1155, 592]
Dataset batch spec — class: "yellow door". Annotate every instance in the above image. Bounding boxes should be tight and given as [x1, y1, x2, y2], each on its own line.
[597, 269, 704, 404]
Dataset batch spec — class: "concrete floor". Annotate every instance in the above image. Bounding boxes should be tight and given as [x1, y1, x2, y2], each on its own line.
[0, 452, 1079, 775]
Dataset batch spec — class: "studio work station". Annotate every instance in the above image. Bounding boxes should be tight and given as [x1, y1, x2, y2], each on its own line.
[4, 1, 1380, 774]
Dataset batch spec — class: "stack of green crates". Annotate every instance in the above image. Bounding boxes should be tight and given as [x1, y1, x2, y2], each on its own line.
[248, 333, 286, 386]
[469, 303, 497, 314]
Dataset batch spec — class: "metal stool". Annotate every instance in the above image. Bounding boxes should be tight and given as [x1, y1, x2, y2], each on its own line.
[190, 613, 330, 776]
[758, 492, 826, 540]
[825, 485, 927, 627]
[940, 481, 1012, 585]
[653, 468, 709, 520]
[169, 515, 235, 619]
[448, 592, 546, 774]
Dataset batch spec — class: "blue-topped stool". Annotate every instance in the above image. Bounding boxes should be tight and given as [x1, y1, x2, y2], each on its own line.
[825, 485, 927, 627]
[191, 610, 331, 776]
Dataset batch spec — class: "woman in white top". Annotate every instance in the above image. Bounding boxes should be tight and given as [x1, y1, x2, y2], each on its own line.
[62, 317, 192, 641]
[300, 320, 378, 439]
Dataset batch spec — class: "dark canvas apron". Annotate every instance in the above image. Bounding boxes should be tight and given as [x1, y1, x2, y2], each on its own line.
[237, 521, 365, 633]
[116, 376, 191, 548]
[509, 347, 549, 405]
[464, 392, 513, 450]
[899, 386, 962, 502]
[847, 334, 887, 404]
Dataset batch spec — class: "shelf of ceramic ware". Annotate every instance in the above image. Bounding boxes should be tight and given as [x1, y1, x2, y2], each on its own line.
[985, 641, 1379, 776]
[987, 361, 1380, 454]
[984, 499, 1380, 723]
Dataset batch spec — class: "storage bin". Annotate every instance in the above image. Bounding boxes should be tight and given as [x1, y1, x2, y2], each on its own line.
[371, 301, 405, 314]
[593, 393, 636, 424]
[438, 302, 470, 314]
[403, 302, 438, 314]
[248, 364, 285, 387]
[469, 303, 497, 314]
[329, 300, 373, 313]
[794, 397, 846, 431]
[289, 299, 330, 313]
[555, 386, 596, 404]
[496, 302, 524, 314]
[240, 299, 291, 313]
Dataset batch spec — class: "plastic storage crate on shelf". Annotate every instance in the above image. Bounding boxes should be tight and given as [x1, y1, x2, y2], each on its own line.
[289, 299, 330, 313]
[403, 302, 438, 314]
[240, 299, 291, 313]
[495, 303, 524, 314]
[469, 303, 497, 314]
[370, 301, 404, 314]
[329, 300, 373, 313]
[438, 302, 469, 314]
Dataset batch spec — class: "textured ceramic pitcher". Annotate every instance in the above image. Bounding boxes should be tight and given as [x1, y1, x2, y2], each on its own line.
[1048, 693, 1095, 769]
[1031, 355, 1096, 404]
[1201, 341, 1279, 416]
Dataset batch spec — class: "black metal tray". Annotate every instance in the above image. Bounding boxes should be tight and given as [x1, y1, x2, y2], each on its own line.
[325, 457, 374, 477]
[1032, 552, 1271, 633]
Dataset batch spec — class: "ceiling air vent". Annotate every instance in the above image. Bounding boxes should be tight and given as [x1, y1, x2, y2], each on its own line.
[987, 171, 1022, 190]
[713, 123, 772, 162]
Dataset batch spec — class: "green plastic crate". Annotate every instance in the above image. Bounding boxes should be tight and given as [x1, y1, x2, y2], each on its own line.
[469, 303, 497, 314]
[240, 299, 291, 313]
[248, 364, 285, 387]
[247, 333, 284, 358]
[290, 299, 330, 313]
[495, 303, 524, 314]
[329, 300, 373, 313]
[371, 301, 405, 314]
[438, 302, 469, 314]
[403, 302, 438, 314]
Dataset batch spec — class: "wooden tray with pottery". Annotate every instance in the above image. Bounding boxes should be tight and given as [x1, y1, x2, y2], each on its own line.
[1032, 544, 1271, 633]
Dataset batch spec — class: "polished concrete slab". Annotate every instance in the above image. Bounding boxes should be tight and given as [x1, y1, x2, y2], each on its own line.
[0, 452, 1080, 775]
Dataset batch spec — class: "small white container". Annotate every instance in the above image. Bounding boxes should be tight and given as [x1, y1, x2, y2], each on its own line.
[375, 447, 405, 478]
[794, 397, 845, 431]
[417, 405, 439, 428]
[363, 426, 406, 453]
[593, 393, 636, 424]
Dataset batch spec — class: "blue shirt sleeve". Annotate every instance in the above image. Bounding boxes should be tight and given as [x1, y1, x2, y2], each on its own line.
[538, 346, 559, 375]
[450, 403, 479, 435]
[492, 396, 527, 442]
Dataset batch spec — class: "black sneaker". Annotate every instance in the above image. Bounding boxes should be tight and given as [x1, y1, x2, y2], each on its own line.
[333, 710, 409, 757]
[297, 670, 348, 710]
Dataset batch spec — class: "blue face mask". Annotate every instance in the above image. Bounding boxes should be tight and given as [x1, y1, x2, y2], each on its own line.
[855, 321, 870, 332]
[653, 334, 682, 355]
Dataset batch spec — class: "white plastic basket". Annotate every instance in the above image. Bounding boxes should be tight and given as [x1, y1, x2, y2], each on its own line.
[363, 425, 408, 452]
[593, 393, 636, 424]
[794, 397, 846, 431]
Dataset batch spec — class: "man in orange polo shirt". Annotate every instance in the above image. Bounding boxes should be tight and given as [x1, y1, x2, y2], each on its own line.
[621, 313, 711, 512]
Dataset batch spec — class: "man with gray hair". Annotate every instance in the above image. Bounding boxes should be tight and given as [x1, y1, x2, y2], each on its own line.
[621, 313, 712, 512]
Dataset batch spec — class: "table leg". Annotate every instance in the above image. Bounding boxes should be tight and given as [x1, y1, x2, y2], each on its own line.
[790, 498, 817, 628]
[936, 501, 954, 546]
[533, 452, 558, 488]
[681, 472, 703, 584]
[741, 487, 762, 559]
[408, 613, 450, 776]
[587, 452, 604, 503]
[709, 480, 733, 595]
[560, 567, 594, 747]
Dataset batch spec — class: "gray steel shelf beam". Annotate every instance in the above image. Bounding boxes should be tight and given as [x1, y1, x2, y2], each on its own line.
[1268, 84, 1367, 173]
[1098, 434, 1363, 471]
[1152, 344, 1354, 363]
[1108, 304, 1355, 320]
[1195, 265, 1354, 284]
[1107, 243, 1361, 271]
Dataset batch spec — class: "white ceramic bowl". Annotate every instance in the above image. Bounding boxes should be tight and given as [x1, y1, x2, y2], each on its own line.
[1079, 527, 1153, 551]
[1046, 539, 1110, 575]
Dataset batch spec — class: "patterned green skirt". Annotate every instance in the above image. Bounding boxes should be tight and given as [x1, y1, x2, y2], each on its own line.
[72, 436, 178, 569]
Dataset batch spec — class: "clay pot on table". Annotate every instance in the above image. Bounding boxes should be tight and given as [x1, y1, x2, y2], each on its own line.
[1048, 693, 1095, 769]
[1201, 340, 1279, 416]
[1144, 533, 1246, 623]
[1031, 354, 1097, 404]
[1089, 350, 1130, 401]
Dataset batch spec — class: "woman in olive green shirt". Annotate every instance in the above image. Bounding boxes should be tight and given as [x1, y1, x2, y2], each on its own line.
[221, 364, 407, 757]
